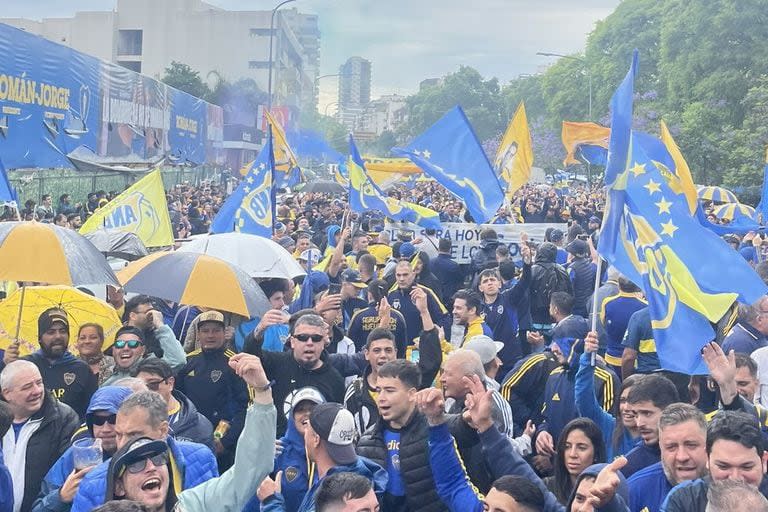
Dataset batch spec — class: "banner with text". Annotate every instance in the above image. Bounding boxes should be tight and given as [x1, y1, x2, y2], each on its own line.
[384, 222, 567, 264]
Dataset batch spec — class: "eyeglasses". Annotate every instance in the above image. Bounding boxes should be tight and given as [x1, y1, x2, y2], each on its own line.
[120, 453, 169, 476]
[145, 379, 167, 391]
[293, 333, 325, 343]
[90, 414, 117, 426]
[114, 339, 142, 349]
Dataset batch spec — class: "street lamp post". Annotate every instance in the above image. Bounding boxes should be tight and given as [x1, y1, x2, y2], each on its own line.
[536, 51, 592, 121]
[267, 0, 297, 112]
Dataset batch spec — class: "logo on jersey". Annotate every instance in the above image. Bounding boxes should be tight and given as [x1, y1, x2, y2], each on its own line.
[284, 467, 299, 482]
[210, 370, 222, 383]
[63, 372, 76, 386]
[497, 305, 504, 314]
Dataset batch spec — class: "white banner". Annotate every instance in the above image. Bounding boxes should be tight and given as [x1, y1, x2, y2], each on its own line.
[383, 222, 567, 264]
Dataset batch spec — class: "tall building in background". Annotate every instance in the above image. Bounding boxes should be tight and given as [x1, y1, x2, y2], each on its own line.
[337, 56, 371, 131]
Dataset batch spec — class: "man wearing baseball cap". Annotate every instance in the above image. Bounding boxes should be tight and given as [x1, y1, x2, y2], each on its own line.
[464, 335, 505, 383]
[2, 308, 97, 419]
[339, 269, 368, 330]
[260, 403, 387, 512]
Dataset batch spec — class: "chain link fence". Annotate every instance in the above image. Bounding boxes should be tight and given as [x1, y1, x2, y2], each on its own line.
[8, 166, 221, 206]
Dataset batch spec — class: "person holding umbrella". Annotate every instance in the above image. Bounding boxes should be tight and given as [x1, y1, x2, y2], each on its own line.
[2, 308, 97, 419]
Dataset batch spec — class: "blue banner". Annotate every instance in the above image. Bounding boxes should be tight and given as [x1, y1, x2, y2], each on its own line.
[0, 23, 222, 169]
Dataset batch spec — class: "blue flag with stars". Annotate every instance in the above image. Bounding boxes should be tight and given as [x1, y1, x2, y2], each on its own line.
[599, 52, 767, 374]
[210, 129, 275, 236]
[348, 135, 441, 230]
[392, 106, 504, 224]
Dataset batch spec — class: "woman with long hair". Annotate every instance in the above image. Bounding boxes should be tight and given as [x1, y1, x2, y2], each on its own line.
[576, 332, 643, 458]
[76, 323, 114, 385]
[544, 417, 606, 505]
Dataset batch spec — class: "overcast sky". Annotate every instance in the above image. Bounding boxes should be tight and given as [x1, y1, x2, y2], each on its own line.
[5, 0, 620, 109]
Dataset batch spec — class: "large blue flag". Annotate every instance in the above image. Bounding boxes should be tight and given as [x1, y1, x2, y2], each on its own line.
[348, 135, 441, 230]
[599, 53, 767, 374]
[756, 149, 768, 224]
[211, 129, 275, 236]
[604, 50, 638, 187]
[0, 158, 17, 206]
[392, 106, 504, 224]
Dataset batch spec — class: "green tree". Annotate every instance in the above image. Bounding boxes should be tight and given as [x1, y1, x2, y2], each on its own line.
[160, 61, 211, 99]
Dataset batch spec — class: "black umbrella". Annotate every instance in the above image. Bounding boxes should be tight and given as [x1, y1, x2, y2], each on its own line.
[83, 229, 149, 261]
[301, 180, 346, 195]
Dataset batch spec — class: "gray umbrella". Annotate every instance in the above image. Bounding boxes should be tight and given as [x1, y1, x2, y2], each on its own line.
[300, 180, 346, 195]
[83, 229, 149, 261]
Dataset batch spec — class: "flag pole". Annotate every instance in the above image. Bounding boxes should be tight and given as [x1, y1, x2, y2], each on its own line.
[590, 251, 603, 367]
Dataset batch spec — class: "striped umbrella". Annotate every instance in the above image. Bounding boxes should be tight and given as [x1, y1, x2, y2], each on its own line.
[713, 202, 757, 222]
[117, 251, 269, 318]
[697, 185, 738, 204]
[0, 221, 119, 286]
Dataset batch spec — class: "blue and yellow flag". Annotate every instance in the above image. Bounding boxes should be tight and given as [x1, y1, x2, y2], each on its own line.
[604, 50, 638, 187]
[393, 106, 504, 224]
[553, 171, 570, 197]
[211, 129, 275, 237]
[80, 169, 173, 247]
[348, 135, 440, 230]
[561, 121, 610, 166]
[495, 102, 533, 197]
[333, 163, 349, 187]
[659, 121, 698, 215]
[599, 53, 767, 374]
[264, 110, 302, 188]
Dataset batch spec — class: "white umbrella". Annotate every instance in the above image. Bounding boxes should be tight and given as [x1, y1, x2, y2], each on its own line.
[177, 233, 306, 280]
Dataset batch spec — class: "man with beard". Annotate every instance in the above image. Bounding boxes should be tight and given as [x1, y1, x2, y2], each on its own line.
[2, 308, 97, 419]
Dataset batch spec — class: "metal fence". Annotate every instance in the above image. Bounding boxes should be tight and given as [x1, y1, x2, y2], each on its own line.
[8, 166, 221, 206]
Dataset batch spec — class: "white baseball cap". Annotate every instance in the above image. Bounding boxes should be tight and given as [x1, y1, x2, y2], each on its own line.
[464, 335, 505, 364]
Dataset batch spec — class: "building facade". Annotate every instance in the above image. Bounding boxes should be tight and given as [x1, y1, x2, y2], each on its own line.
[337, 56, 371, 131]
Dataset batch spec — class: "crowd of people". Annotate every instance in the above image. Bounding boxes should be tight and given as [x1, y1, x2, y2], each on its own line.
[1, 172, 768, 512]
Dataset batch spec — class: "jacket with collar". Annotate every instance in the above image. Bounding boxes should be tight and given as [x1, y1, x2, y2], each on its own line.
[1, 392, 79, 512]
[71, 436, 218, 512]
[170, 389, 214, 450]
[355, 410, 449, 512]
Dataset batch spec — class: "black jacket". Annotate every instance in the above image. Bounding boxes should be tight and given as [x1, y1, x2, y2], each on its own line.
[24, 351, 97, 420]
[175, 347, 249, 449]
[356, 411, 449, 512]
[170, 389, 214, 450]
[345, 327, 443, 435]
[11, 392, 79, 512]
[258, 350, 345, 436]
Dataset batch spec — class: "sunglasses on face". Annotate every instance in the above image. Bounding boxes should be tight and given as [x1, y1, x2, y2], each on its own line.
[120, 453, 169, 477]
[114, 339, 142, 349]
[90, 414, 117, 426]
[293, 333, 325, 343]
[145, 379, 167, 391]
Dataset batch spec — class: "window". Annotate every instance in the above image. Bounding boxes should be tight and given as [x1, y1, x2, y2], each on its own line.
[118, 61, 142, 73]
[118, 30, 143, 55]
[248, 61, 270, 69]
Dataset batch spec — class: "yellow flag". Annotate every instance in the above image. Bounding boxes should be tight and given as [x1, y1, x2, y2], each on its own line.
[80, 169, 174, 247]
[264, 110, 300, 174]
[495, 102, 533, 197]
[561, 121, 610, 166]
[659, 120, 698, 215]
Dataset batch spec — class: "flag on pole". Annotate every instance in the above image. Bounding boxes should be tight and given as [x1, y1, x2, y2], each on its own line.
[659, 120, 698, 215]
[264, 110, 302, 187]
[79, 169, 173, 247]
[598, 52, 767, 374]
[393, 106, 504, 224]
[561, 121, 610, 166]
[211, 128, 276, 237]
[495, 102, 533, 197]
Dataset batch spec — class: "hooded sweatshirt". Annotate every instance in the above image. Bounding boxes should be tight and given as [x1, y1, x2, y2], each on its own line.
[566, 463, 629, 511]
[31, 387, 133, 512]
[262, 456, 387, 512]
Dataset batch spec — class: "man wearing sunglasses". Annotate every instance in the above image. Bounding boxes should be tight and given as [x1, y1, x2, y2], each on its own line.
[254, 314, 346, 436]
[133, 359, 213, 449]
[101, 354, 276, 512]
[103, 324, 185, 387]
[32, 386, 133, 511]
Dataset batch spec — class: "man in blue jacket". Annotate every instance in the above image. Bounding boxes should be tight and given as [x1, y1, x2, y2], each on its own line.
[260, 403, 387, 512]
[417, 375, 630, 512]
[32, 386, 133, 512]
[70, 390, 218, 512]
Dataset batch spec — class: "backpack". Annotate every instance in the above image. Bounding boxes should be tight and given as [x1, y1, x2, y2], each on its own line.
[531, 263, 572, 313]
